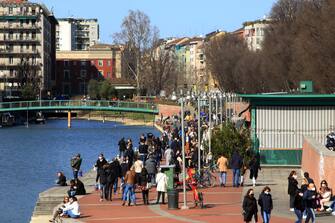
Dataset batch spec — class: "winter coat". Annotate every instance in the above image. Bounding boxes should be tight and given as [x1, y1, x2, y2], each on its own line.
[243, 195, 258, 221]
[217, 156, 228, 172]
[230, 151, 243, 169]
[95, 158, 107, 170]
[258, 192, 273, 213]
[249, 159, 261, 179]
[145, 157, 157, 174]
[294, 191, 305, 212]
[156, 172, 168, 192]
[98, 168, 107, 185]
[288, 177, 298, 195]
[303, 189, 317, 209]
[120, 162, 129, 177]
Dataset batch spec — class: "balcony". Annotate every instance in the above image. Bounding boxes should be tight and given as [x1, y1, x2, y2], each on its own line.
[0, 37, 40, 44]
[0, 24, 41, 32]
[0, 63, 42, 69]
[0, 49, 40, 56]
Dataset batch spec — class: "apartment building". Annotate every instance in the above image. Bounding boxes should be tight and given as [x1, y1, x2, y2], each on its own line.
[243, 19, 270, 51]
[56, 18, 99, 51]
[0, 0, 57, 95]
[55, 44, 122, 95]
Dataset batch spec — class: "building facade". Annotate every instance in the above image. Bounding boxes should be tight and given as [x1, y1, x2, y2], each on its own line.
[0, 0, 57, 95]
[243, 19, 270, 51]
[55, 44, 122, 95]
[56, 18, 99, 51]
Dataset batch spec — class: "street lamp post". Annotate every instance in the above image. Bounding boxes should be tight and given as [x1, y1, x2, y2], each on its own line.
[208, 92, 212, 154]
[180, 91, 188, 210]
[215, 93, 218, 126]
[197, 93, 201, 174]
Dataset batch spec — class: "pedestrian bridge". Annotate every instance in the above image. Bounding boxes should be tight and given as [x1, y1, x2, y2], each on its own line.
[0, 100, 159, 114]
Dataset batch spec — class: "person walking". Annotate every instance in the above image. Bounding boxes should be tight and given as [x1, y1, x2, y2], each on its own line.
[70, 154, 82, 180]
[303, 183, 317, 223]
[156, 169, 168, 204]
[98, 164, 108, 202]
[164, 146, 173, 165]
[293, 189, 305, 223]
[242, 188, 258, 223]
[230, 150, 243, 187]
[217, 154, 228, 187]
[249, 156, 261, 187]
[145, 155, 157, 185]
[139, 167, 150, 205]
[94, 154, 107, 190]
[122, 166, 136, 206]
[288, 170, 299, 211]
[258, 186, 273, 223]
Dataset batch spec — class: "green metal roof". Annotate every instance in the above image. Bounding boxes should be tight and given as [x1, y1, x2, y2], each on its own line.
[239, 94, 335, 106]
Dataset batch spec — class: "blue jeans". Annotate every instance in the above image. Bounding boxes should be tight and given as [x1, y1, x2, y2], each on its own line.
[122, 184, 135, 203]
[63, 210, 80, 218]
[140, 154, 147, 163]
[113, 178, 118, 193]
[232, 169, 240, 187]
[294, 209, 302, 223]
[262, 211, 271, 223]
[100, 184, 106, 199]
[219, 171, 227, 185]
[305, 208, 315, 223]
[73, 170, 78, 179]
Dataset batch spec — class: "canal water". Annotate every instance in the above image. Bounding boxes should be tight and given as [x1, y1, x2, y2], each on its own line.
[0, 119, 160, 223]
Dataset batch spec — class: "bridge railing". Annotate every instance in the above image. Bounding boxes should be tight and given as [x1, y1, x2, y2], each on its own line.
[0, 100, 158, 113]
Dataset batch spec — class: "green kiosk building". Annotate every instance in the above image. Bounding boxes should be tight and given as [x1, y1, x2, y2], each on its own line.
[239, 94, 335, 166]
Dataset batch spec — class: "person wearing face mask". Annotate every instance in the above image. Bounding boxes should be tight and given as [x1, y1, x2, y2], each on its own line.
[258, 186, 273, 223]
[242, 188, 258, 223]
[94, 153, 107, 190]
[288, 170, 299, 211]
[303, 183, 317, 223]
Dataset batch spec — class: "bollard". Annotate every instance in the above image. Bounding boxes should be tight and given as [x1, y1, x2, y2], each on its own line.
[68, 111, 71, 128]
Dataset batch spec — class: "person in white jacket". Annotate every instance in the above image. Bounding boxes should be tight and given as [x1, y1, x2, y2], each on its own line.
[61, 196, 80, 218]
[156, 169, 168, 204]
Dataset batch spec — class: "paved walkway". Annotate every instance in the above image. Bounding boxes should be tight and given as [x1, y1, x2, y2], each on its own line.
[76, 170, 294, 223]
[35, 168, 334, 223]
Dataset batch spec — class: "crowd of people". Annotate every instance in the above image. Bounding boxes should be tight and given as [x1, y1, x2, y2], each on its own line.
[288, 171, 335, 223]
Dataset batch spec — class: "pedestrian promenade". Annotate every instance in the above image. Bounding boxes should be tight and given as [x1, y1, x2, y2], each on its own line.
[75, 170, 293, 223]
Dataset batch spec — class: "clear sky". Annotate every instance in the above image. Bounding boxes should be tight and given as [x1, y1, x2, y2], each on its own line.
[35, 0, 278, 43]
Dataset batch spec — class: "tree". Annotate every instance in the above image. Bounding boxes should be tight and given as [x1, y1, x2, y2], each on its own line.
[99, 80, 114, 99]
[144, 40, 179, 96]
[113, 10, 158, 96]
[211, 123, 252, 162]
[16, 57, 41, 99]
[87, 79, 100, 99]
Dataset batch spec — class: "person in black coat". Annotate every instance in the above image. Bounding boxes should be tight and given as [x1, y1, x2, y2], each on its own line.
[74, 178, 86, 195]
[125, 139, 134, 166]
[56, 172, 67, 186]
[243, 188, 258, 223]
[293, 189, 305, 223]
[139, 167, 149, 205]
[230, 150, 243, 187]
[287, 170, 298, 211]
[118, 137, 127, 157]
[258, 186, 273, 223]
[249, 156, 261, 187]
[99, 164, 108, 201]
[94, 154, 107, 188]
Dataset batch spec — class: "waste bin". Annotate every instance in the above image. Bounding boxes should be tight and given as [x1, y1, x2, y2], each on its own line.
[160, 165, 175, 190]
[167, 189, 179, 209]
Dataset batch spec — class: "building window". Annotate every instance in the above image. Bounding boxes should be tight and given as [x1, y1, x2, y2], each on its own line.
[26, 44, 29, 50]
[107, 60, 111, 66]
[8, 7, 13, 15]
[64, 70, 70, 81]
[9, 69, 14, 77]
[80, 61, 86, 66]
[80, 70, 87, 78]
[98, 60, 103, 67]
[64, 60, 69, 67]
[9, 57, 13, 64]
[106, 72, 111, 78]
[98, 70, 103, 76]
[73, 61, 77, 66]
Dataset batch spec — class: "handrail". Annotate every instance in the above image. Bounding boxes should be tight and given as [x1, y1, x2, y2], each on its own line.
[0, 100, 159, 114]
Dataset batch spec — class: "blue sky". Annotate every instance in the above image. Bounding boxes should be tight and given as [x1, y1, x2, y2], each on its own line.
[36, 0, 277, 43]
